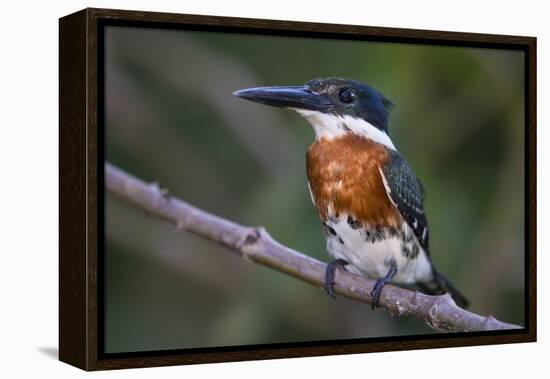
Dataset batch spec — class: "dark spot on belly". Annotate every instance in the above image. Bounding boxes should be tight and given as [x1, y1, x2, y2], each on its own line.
[365, 225, 389, 243]
[328, 213, 338, 223]
[365, 230, 374, 243]
[385, 257, 397, 267]
[401, 229, 414, 243]
[322, 221, 344, 245]
[375, 225, 386, 239]
[401, 243, 411, 258]
[347, 215, 362, 230]
[411, 244, 419, 259]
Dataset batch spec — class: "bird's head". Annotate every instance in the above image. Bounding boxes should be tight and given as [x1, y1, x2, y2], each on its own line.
[233, 77, 395, 149]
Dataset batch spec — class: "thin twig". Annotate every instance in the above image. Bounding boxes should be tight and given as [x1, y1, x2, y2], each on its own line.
[105, 162, 521, 332]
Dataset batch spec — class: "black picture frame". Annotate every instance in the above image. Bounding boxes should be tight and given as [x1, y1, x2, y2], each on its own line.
[59, 7, 536, 371]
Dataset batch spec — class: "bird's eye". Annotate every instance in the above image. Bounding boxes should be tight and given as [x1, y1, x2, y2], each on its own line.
[338, 88, 356, 104]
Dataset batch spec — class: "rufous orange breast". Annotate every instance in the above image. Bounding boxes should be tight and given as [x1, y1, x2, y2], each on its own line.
[306, 133, 401, 229]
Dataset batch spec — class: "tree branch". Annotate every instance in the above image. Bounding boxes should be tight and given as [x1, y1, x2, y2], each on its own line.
[105, 162, 521, 332]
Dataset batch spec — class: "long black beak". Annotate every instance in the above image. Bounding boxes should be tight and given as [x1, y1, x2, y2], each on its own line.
[233, 85, 331, 111]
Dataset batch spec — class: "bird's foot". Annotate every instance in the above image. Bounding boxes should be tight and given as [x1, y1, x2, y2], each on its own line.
[370, 264, 397, 309]
[324, 259, 348, 299]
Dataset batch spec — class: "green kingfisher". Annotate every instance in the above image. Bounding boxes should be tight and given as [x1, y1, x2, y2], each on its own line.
[234, 77, 469, 309]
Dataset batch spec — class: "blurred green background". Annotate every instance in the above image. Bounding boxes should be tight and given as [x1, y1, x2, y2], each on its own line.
[104, 26, 525, 353]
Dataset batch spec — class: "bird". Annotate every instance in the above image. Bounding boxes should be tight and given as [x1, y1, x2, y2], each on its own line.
[233, 77, 469, 309]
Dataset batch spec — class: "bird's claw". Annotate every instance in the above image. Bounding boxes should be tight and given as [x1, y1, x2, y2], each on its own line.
[370, 279, 386, 309]
[370, 263, 398, 310]
[324, 259, 348, 299]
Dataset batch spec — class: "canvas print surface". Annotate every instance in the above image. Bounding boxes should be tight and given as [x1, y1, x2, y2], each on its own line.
[103, 25, 525, 353]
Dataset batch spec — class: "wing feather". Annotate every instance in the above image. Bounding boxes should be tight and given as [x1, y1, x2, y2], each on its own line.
[380, 150, 430, 252]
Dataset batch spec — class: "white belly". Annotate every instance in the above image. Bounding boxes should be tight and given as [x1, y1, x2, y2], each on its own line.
[324, 213, 433, 284]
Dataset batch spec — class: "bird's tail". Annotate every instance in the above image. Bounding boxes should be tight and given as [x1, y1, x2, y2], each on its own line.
[418, 270, 469, 309]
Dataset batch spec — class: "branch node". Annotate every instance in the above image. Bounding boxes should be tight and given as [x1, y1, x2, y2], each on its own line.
[175, 220, 186, 232]
[242, 227, 262, 246]
[426, 303, 441, 330]
[149, 181, 171, 208]
[237, 227, 264, 261]
[483, 315, 497, 327]
[160, 187, 172, 200]
[442, 292, 456, 305]
[412, 290, 420, 306]
[394, 300, 407, 317]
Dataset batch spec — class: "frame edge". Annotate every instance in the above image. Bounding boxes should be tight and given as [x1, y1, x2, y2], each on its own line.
[59, 9, 89, 371]
[527, 37, 537, 342]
